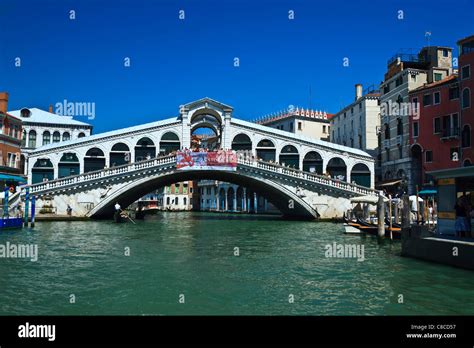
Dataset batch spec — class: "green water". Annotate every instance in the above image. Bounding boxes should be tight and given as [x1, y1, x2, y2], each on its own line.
[0, 212, 473, 315]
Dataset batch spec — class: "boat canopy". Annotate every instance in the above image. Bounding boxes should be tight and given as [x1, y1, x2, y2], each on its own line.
[350, 195, 389, 204]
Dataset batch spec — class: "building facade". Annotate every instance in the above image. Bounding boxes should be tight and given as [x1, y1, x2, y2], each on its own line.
[255, 108, 332, 141]
[0, 92, 24, 188]
[379, 46, 454, 193]
[331, 84, 380, 156]
[158, 181, 195, 210]
[197, 180, 278, 213]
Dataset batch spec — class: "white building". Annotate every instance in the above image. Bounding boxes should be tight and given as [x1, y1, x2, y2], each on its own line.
[331, 84, 381, 156]
[8, 107, 93, 152]
[255, 107, 332, 141]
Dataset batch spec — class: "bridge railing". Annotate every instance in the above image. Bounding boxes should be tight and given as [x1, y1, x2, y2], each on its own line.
[27, 155, 177, 194]
[237, 158, 377, 196]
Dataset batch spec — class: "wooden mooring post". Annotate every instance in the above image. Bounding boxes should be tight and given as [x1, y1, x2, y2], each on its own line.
[402, 194, 410, 229]
[377, 191, 385, 240]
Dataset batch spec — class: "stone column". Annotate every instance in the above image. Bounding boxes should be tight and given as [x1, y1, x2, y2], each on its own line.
[224, 187, 228, 211]
[233, 190, 237, 211]
[254, 192, 258, 214]
[243, 188, 247, 212]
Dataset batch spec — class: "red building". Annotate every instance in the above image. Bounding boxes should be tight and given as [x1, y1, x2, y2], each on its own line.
[408, 35, 474, 187]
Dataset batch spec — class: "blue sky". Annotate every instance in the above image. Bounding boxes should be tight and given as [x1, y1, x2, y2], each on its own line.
[1, 0, 473, 133]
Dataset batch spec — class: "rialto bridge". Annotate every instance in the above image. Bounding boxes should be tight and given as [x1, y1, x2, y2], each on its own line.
[22, 98, 377, 219]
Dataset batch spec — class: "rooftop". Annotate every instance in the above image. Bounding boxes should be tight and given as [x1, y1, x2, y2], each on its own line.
[8, 108, 92, 127]
[410, 74, 458, 93]
[254, 107, 333, 125]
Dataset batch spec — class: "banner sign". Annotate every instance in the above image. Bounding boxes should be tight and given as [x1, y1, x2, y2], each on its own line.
[177, 150, 237, 171]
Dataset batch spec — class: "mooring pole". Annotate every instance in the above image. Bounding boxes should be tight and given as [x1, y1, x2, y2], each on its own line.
[31, 196, 36, 228]
[402, 194, 410, 229]
[388, 194, 393, 240]
[24, 188, 30, 227]
[377, 191, 385, 239]
[3, 187, 9, 218]
[415, 185, 420, 224]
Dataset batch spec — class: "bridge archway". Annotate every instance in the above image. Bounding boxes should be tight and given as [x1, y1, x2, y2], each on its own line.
[303, 151, 323, 174]
[326, 157, 347, 181]
[350, 163, 371, 187]
[32, 159, 54, 184]
[236, 186, 244, 211]
[84, 148, 106, 173]
[256, 139, 276, 162]
[159, 132, 180, 155]
[58, 153, 80, 178]
[279, 145, 299, 169]
[227, 186, 235, 211]
[110, 143, 130, 167]
[88, 169, 318, 220]
[135, 137, 156, 162]
[231, 134, 252, 151]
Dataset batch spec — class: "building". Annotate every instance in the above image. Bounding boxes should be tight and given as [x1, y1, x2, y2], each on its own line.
[378, 46, 454, 193]
[8, 106, 93, 153]
[331, 84, 381, 156]
[0, 92, 25, 189]
[406, 35, 474, 190]
[458, 34, 474, 165]
[255, 107, 332, 141]
[158, 181, 195, 210]
[197, 180, 278, 213]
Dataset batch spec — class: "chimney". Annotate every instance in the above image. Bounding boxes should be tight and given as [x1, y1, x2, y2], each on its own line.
[355, 84, 363, 101]
[0, 92, 9, 114]
[49, 104, 53, 113]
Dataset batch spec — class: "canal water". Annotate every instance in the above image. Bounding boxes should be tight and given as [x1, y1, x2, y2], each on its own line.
[1, 212, 473, 315]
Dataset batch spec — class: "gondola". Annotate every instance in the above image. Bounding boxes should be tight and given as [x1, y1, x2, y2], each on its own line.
[385, 217, 401, 229]
[344, 217, 401, 239]
[114, 210, 128, 223]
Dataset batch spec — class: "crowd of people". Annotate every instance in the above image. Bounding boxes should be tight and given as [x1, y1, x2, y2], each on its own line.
[455, 195, 474, 238]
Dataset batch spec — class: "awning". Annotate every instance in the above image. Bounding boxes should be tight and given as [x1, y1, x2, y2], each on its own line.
[418, 189, 437, 196]
[0, 174, 27, 183]
[376, 179, 402, 187]
[350, 195, 389, 204]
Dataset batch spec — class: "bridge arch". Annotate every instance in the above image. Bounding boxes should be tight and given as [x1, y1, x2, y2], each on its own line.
[135, 137, 156, 162]
[110, 142, 131, 167]
[159, 131, 181, 155]
[326, 157, 347, 181]
[32, 158, 54, 184]
[279, 144, 300, 169]
[302, 151, 323, 174]
[231, 133, 252, 151]
[87, 169, 318, 220]
[84, 147, 106, 173]
[255, 139, 276, 162]
[350, 163, 371, 187]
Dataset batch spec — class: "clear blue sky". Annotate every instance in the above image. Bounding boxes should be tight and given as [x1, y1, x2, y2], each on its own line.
[1, 0, 473, 133]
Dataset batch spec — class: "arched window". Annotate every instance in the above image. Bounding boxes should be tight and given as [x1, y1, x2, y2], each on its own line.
[42, 131, 51, 145]
[462, 125, 471, 148]
[279, 145, 299, 168]
[135, 137, 156, 161]
[84, 147, 105, 173]
[28, 130, 36, 148]
[53, 131, 60, 143]
[462, 88, 471, 108]
[159, 132, 180, 155]
[21, 130, 26, 147]
[78, 132, 86, 138]
[231, 134, 252, 151]
[63, 132, 71, 141]
[110, 143, 130, 167]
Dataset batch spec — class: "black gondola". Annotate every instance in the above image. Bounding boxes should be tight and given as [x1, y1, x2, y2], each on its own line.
[114, 210, 128, 223]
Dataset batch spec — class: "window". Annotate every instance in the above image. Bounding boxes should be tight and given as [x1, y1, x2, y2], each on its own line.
[449, 87, 459, 100]
[386, 148, 390, 161]
[434, 91, 440, 104]
[462, 65, 471, 80]
[21, 130, 26, 147]
[462, 88, 471, 108]
[190, 187, 193, 193]
[351, 107, 354, 114]
[434, 73, 442, 82]
[28, 130, 36, 148]
[425, 150, 433, 163]
[396, 76, 403, 87]
[289, 122, 293, 131]
[322, 125, 326, 133]
[53, 131, 60, 143]
[174, 185, 179, 194]
[413, 122, 419, 137]
[423, 94, 432, 106]
[462, 125, 471, 148]
[78, 132, 86, 138]
[384, 84, 390, 94]
[175, 197, 179, 205]
[411, 74, 417, 82]
[359, 103, 362, 110]
[298, 122, 302, 130]
[397, 118, 403, 136]
[434, 117, 441, 134]
[42, 131, 51, 145]
[183, 197, 187, 206]
[384, 123, 390, 140]
[63, 132, 70, 141]
[442, 48, 449, 57]
[166, 197, 170, 205]
[7, 153, 17, 168]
